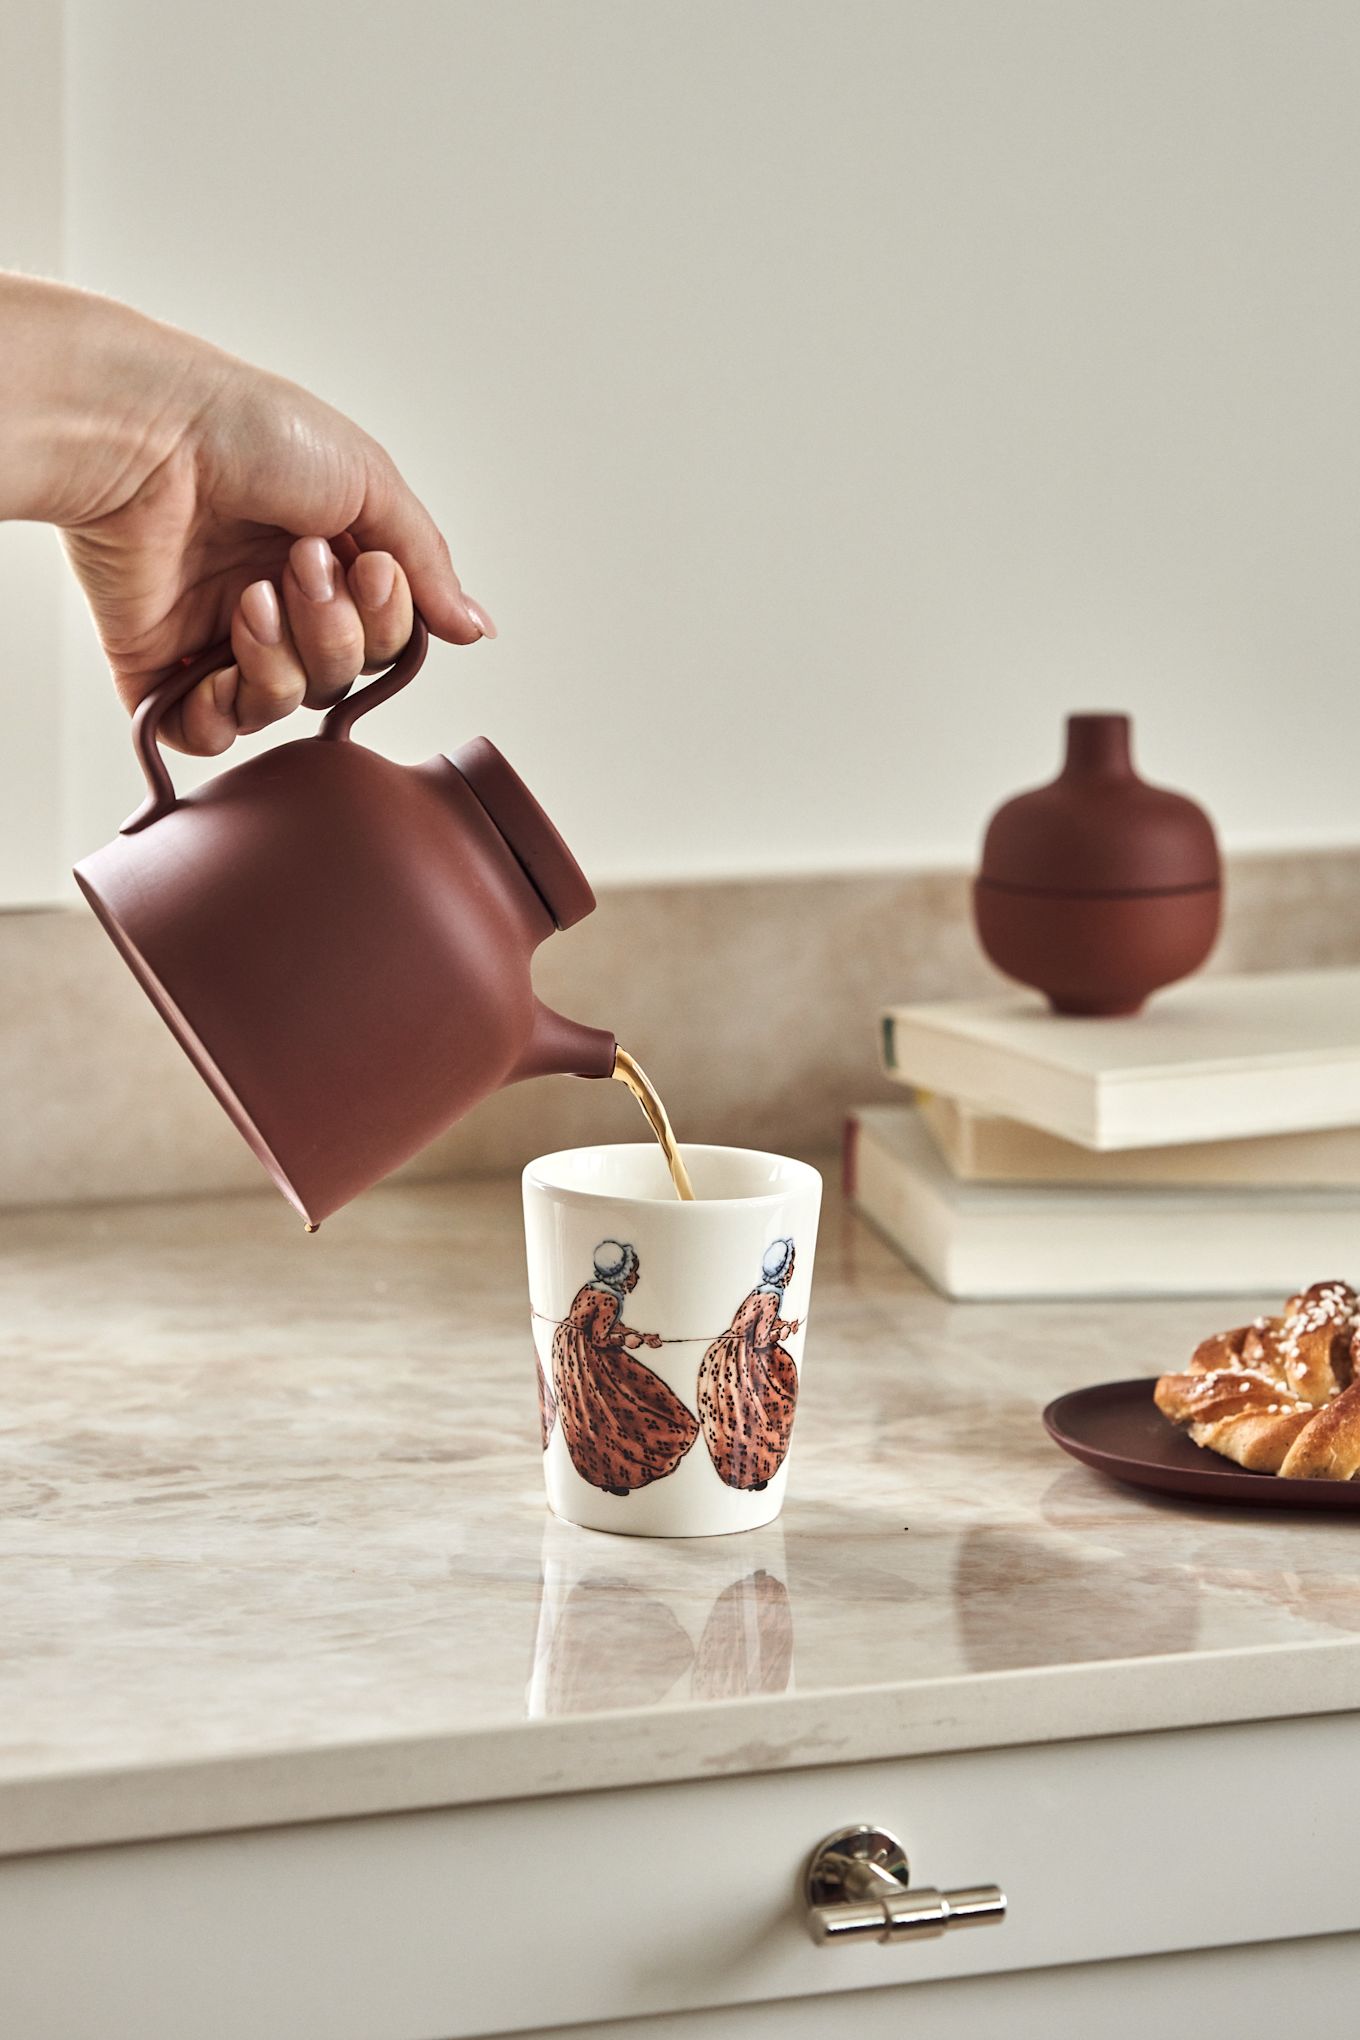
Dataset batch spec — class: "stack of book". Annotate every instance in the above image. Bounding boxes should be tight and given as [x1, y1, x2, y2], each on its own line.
[846, 967, 1360, 1299]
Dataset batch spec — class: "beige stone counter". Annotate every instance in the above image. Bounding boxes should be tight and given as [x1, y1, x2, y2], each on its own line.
[2, 1173, 1358, 1860]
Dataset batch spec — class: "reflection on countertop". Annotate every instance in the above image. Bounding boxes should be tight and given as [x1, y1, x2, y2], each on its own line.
[2, 1171, 1359, 1859]
[527, 1521, 796, 1715]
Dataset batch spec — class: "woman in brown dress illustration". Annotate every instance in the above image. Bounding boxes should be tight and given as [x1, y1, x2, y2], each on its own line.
[536, 1356, 557, 1451]
[698, 1239, 800, 1491]
[552, 1241, 700, 1495]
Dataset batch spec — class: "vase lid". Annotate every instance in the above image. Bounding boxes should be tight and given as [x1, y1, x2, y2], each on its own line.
[978, 714, 1221, 897]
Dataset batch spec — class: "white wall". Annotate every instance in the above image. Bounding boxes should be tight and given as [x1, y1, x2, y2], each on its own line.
[11, 0, 1360, 893]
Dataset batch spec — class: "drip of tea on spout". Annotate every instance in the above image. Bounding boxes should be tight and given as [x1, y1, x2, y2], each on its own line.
[612, 1048, 695, 1201]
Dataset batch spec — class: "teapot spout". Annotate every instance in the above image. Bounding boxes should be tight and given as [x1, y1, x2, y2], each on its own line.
[511, 1000, 616, 1085]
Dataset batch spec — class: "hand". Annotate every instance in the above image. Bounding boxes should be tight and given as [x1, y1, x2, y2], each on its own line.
[784, 1318, 801, 1337]
[3, 277, 496, 755]
[644, 1333, 664, 1350]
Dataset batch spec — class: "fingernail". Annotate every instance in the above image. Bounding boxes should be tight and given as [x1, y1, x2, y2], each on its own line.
[213, 666, 239, 716]
[463, 596, 497, 640]
[292, 537, 336, 602]
[351, 551, 396, 609]
[240, 579, 282, 645]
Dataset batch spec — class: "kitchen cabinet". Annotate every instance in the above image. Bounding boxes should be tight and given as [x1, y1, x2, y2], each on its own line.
[2, 1179, 1357, 2038]
[2, 1718, 1357, 2038]
[518, 1935, 1359, 2040]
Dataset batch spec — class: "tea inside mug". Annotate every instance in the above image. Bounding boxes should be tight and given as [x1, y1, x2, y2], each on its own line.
[527, 1144, 816, 1203]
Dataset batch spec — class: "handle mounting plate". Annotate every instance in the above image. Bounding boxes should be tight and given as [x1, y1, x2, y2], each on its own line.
[806, 1825, 911, 1909]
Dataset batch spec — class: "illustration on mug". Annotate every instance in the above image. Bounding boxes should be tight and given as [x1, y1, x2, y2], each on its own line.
[550, 1240, 700, 1495]
[698, 1238, 800, 1491]
[536, 1356, 557, 1451]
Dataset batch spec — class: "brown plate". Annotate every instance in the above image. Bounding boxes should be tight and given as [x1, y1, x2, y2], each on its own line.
[1042, 1377, 1360, 1510]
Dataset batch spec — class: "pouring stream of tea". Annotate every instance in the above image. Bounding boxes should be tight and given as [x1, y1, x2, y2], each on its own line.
[612, 1048, 695, 1200]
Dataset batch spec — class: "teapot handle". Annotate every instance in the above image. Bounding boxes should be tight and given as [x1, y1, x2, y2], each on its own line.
[319, 612, 428, 742]
[121, 613, 431, 835]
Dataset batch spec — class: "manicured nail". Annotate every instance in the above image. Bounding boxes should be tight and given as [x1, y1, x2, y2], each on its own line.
[292, 537, 336, 602]
[212, 666, 239, 716]
[463, 596, 497, 640]
[239, 579, 282, 645]
[351, 551, 396, 609]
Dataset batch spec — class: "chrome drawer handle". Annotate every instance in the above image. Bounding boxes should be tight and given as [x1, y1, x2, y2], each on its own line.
[805, 1825, 1006, 1946]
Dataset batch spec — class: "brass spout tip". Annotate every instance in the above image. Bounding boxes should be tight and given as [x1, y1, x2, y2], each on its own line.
[304, 1222, 320, 1234]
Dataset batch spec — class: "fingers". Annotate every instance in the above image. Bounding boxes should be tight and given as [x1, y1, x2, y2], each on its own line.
[169, 663, 240, 756]
[349, 452, 495, 645]
[280, 538, 367, 711]
[230, 538, 386, 731]
[232, 540, 455, 735]
[207, 511, 495, 750]
[232, 575, 309, 735]
[348, 550, 414, 671]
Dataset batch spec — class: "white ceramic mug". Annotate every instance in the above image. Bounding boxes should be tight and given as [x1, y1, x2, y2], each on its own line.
[523, 1144, 822, 1536]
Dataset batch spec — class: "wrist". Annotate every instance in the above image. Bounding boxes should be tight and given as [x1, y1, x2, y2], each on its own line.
[0, 275, 222, 525]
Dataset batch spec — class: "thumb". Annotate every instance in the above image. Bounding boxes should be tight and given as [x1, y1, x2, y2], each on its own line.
[350, 453, 494, 647]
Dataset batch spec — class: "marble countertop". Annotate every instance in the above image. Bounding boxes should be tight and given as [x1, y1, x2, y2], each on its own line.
[3, 1171, 1358, 1860]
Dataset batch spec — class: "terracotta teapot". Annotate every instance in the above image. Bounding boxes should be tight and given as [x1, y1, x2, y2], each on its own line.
[74, 619, 616, 1226]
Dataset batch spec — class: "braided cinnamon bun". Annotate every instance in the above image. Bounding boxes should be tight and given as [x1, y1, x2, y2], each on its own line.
[1155, 1281, 1360, 1479]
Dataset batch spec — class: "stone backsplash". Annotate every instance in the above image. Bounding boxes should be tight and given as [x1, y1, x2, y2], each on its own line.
[3, 848, 1359, 1207]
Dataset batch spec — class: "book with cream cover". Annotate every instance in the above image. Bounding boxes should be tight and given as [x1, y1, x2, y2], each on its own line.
[844, 1104, 1360, 1301]
[916, 1091, 1360, 1189]
[881, 968, 1360, 1152]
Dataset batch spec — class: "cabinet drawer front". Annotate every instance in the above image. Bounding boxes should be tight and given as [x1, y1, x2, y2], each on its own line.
[4, 1716, 1358, 2040]
[514, 1933, 1360, 2040]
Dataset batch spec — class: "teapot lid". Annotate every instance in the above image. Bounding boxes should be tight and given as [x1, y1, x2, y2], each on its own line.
[449, 736, 596, 929]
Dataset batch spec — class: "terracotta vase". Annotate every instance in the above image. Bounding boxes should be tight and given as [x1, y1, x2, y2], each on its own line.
[972, 714, 1222, 1016]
